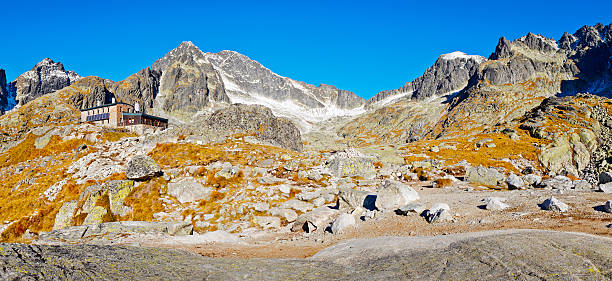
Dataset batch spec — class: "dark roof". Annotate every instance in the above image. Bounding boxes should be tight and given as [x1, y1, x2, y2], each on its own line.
[122, 112, 168, 122]
[80, 102, 133, 112]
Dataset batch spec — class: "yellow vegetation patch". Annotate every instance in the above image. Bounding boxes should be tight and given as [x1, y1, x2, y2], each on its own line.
[402, 127, 549, 173]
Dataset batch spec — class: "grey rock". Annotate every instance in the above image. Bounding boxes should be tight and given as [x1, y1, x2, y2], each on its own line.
[599, 172, 612, 184]
[541, 197, 569, 212]
[506, 174, 525, 189]
[465, 166, 505, 186]
[337, 188, 376, 211]
[252, 202, 270, 212]
[205, 50, 364, 112]
[206, 104, 303, 151]
[522, 174, 542, 186]
[280, 199, 314, 213]
[572, 180, 592, 190]
[327, 148, 376, 179]
[540, 176, 573, 190]
[484, 197, 510, 211]
[598, 182, 612, 193]
[396, 202, 426, 216]
[111, 67, 160, 111]
[375, 180, 420, 211]
[6, 230, 612, 280]
[489, 37, 514, 60]
[291, 207, 339, 233]
[604, 200, 612, 213]
[167, 178, 212, 204]
[253, 216, 281, 230]
[269, 207, 298, 222]
[424, 203, 452, 223]
[125, 155, 162, 181]
[330, 214, 356, 234]
[367, 50, 484, 105]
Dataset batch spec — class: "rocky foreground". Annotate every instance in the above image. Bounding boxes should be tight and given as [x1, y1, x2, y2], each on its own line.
[0, 230, 610, 280]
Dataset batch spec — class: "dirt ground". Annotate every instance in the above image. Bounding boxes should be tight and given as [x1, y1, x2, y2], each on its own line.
[160, 183, 612, 259]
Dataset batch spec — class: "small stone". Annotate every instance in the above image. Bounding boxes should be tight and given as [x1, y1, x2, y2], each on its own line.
[541, 197, 569, 212]
[483, 197, 510, 211]
[430, 146, 440, 153]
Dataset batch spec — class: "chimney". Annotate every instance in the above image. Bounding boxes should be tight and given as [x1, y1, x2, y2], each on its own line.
[97, 100, 102, 107]
[135, 102, 140, 112]
[111, 97, 116, 103]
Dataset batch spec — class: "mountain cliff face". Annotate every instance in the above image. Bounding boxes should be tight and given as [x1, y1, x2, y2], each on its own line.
[13, 58, 81, 107]
[204, 50, 365, 127]
[0, 69, 8, 113]
[151, 42, 229, 117]
[367, 52, 485, 107]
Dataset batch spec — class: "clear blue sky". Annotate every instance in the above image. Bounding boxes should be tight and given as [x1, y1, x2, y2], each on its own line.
[1, 0, 610, 99]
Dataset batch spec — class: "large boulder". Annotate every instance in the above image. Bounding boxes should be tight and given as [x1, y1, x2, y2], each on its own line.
[167, 177, 212, 204]
[291, 207, 339, 233]
[326, 148, 376, 179]
[374, 180, 420, 211]
[330, 214, 356, 234]
[506, 174, 525, 189]
[465, 166, 505, 187]
[599, 172, 612, 184]
[106, 180, 135, 216]
[126, 155, 162, 181]
[206, 104, 303, 151]
[598, 182, 612, 193]
[541, 197, 569, 212]
[337, 188, 376, 210]
[424, 203, 452, 223]
[540, 176, 574, 190]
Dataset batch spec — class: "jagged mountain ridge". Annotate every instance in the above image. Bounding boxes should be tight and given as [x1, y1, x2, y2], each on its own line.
[13, 58, 81, 107]
[367, 51, 485, 108]
[342, 22, 611, 146]
[205, 49, 365, 125]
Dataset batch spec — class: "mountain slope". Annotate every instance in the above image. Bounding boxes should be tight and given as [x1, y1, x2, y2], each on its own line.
[204, 50, 365, 130]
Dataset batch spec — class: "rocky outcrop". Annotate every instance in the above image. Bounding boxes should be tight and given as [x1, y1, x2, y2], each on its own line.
[112, 67, 161, 111]
[326, 148, 376, 179]
[6, 230, 605, 280]
[126, 155, 162, 180]
[13, 58, 80, 107]
[206, 104, 303, 151]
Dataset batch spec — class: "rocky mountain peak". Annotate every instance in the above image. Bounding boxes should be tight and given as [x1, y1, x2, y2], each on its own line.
[515, 33, 559, 53]
[368, 51, 485, 107]
[489, 37, 513, 60]
[13, 58, 81, 107]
